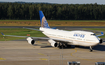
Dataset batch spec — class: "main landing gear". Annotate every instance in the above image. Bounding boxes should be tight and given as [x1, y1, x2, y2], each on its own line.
[90, 46, 93, 52]
[58, 42, 67, 49]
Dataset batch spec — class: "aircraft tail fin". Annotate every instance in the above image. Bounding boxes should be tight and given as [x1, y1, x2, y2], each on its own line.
[39, 11, 50, 28]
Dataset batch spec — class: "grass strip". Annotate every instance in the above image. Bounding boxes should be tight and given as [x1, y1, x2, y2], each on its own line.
[0, 28, 105, 41]
[0, 20, 105, 26]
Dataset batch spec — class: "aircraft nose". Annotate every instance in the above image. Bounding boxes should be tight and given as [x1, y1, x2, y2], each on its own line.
[96, 40, 100, 44]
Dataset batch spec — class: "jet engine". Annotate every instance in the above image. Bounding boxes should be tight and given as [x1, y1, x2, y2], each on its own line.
[48, 39, 57, 47]
[99, 38, 103, 44]
[26, 37, 35, 45]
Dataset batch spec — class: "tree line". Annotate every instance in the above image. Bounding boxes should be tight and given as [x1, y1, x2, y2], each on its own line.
[0, 3, 105, 20]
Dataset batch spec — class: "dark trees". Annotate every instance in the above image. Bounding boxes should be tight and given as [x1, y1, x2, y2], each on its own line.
[0, 3, 105, 20]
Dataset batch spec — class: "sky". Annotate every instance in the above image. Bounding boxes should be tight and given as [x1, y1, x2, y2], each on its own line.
[0, 0, 105, 4]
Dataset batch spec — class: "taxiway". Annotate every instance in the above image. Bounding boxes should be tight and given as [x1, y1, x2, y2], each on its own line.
[0, 41, 105, 65]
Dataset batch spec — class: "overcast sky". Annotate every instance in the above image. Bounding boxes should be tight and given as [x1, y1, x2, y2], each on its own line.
[0, 0, 105, 4]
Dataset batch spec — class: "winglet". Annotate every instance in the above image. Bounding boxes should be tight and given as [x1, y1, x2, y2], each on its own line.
[97, 32, 104, 37]
[101, 32, 104, 35]
[1, 32, 5, 36]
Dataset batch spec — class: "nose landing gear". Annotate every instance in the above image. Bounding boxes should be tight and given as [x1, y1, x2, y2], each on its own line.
[90, 46, 93, 52]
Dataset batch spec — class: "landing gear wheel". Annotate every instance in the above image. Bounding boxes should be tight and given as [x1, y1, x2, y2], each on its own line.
[58, 42, 64, 49]
[90, 49, 93, 52]
[58, 46, 62, 49]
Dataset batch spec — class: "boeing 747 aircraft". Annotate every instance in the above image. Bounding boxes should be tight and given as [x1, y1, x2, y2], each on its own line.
[1, 11, 104, 52]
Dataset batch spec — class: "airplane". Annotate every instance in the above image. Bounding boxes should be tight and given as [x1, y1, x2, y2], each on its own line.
[1, 11, 104, 52]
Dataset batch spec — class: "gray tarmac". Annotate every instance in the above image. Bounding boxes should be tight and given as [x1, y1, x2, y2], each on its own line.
[0, 41, 105, 65]
[0, 26, 105, 65]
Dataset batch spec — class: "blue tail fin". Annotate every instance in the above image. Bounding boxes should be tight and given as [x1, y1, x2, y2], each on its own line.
[39, 11, 50, 28]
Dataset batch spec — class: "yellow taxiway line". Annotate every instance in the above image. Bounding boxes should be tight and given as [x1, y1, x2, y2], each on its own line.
[38, 53, 48, 61]
[0, 58, 6, 60]
[70, 49, 97, 62]
[38, 53, 46, 56]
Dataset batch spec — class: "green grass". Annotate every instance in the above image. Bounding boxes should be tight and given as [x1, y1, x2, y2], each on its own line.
[0, 28, 45, 41]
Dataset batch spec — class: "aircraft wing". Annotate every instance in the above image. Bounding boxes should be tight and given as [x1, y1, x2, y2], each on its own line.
[1, 32, 72, 43]
[1, 32, 49, 40]
[96, 32, 104, 37]
[31, 37, 49, 40]
[1, 32, 29, 38]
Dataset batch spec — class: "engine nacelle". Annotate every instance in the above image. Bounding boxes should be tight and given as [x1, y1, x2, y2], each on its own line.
[48, 39, 57, 47]
[99, 38, 103, 44]
[26, 37, 35, 45]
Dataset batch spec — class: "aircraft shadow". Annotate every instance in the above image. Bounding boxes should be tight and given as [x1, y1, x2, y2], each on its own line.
[93, 45, 105, 51]
[34, 44, 105, 51]
[75, 45, 105, 51]
[33, 44, 52, 48]
[41, 46, 52, 48]
[41, 45, 76, 49]
[62, 45, 75, 49]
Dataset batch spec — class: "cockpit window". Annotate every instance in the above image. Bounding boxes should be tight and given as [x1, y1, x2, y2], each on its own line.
[91, 34, 96, 36]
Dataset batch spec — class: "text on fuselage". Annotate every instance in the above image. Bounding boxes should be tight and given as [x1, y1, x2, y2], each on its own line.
[73, 33, 85, 38]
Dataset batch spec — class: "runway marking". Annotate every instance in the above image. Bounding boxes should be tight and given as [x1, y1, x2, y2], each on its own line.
[38, 53, 45, 55]
[70, 49, 97, 62]
[70, 49, 77, 57]
[0, 58, 6, 60]
[40, 58, 48, 61]
[38, 53, 48, 61]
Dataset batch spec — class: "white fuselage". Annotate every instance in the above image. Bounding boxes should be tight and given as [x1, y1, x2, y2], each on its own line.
[40, 27, 100, 47]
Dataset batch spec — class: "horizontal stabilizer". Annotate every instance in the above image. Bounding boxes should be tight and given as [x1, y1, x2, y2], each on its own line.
[23, 27, 42, 31]
[1, 32, 5, 36]
[52, 27, 57, 29]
